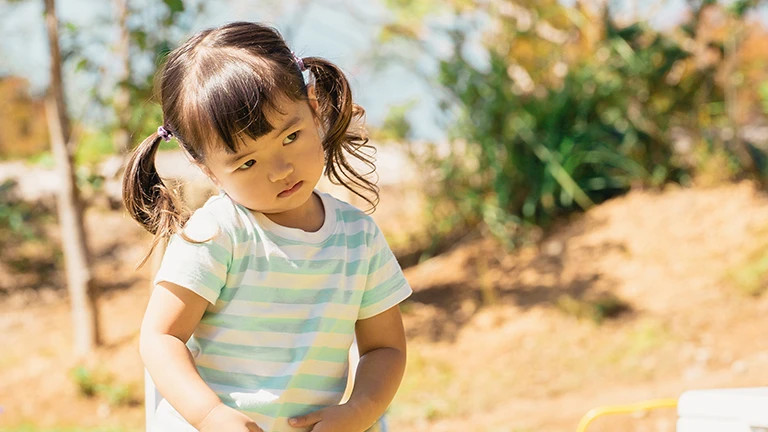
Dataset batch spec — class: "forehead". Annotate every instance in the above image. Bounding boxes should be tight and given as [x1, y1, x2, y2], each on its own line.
[262, 96, 310, 125]
[204, 97, 312, 165]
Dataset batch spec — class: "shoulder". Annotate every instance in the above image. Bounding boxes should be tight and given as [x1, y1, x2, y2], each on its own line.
[319, 192, 387, 255]
[180, 193, 242, 243]
[322, 192, 379, 234]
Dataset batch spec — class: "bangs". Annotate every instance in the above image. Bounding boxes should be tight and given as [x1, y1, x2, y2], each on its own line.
[180, 48, 306, 156]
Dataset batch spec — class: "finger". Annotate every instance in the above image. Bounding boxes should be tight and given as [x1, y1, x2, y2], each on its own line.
[289, 409, 324, 428]
[247, 422, 264, 432]
[308, 423, 327, 432]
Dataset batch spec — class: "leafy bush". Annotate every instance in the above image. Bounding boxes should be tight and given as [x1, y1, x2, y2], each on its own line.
[555, 293, 630, 324]
[0, 180, 53, 242]
[381, 1, 768, 244]
[760, 82, 768, 115]
[435, 18, 722, 234]
[69, 365, 140, 407]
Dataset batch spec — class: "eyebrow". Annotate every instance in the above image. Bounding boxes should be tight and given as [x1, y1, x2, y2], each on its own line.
[224, 115, 303, 166]
[274, 115, 302, 139]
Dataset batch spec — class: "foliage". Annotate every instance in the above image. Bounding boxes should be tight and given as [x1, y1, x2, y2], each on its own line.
[393, 348, 457, 423]
[374, 100, 418, 142]
[725, 240, 768, 296]
[69, 365, 140, 407]
[380, 0, 768, 242]
[0, 180, 50, 242]
[0, 180, 58, 282]
[74, 129, 114, 167]
[555, 293, 631, 324]
[761, 82, 768, 114]
[28, 151, 56, 169]
[444, 18, 695, 230]
[0, 1, 200, 163]
[58, 0, 203, 155]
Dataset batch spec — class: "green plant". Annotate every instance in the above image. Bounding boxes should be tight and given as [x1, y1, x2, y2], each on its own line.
[381, 1, 762, 245]
[392, 348, 457, 423]
[760, 82, 768, 115]
[73, 129, 117, 167]
[726, 247, 768, 297]
[0, 180, 51, 241]
[70, 366, 98, 397]
[28, 151, 55, 168]
[69, 365, 140, 407]
[555, 293, 630, 324]
[624, 320, 671, 357]
[376, 100, 418, 142]
[436, 19, 706, 230]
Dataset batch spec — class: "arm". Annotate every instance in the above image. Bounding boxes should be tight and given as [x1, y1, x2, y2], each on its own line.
[346, 305, 407, 426]
[140, 281, 221, 425]
[289, 305, 407, 431]
[141, 281, 262, 431]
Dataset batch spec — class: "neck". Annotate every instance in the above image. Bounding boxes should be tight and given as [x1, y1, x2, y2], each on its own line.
[262, 192, 325, 232]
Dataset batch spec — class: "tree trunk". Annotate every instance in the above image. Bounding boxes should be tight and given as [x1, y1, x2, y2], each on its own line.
[43, 0, 101, 357]
[113, 0, 131, 154]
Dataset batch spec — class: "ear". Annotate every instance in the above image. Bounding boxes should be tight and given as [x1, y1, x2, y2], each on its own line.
[183, 150, 223, 188]
[307, 85, 319, 113]
[197, 163, 222, 188]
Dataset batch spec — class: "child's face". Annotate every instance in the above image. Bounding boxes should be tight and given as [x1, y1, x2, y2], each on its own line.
[201, 95, 325, 218]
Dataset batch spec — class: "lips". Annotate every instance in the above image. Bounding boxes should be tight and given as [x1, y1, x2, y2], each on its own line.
[278, 181, 303, 197]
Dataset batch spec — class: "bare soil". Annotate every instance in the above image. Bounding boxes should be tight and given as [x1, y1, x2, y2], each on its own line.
[3, 181, 768, 432]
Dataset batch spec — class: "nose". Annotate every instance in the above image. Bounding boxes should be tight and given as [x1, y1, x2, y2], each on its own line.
[267, 158, 294, 183]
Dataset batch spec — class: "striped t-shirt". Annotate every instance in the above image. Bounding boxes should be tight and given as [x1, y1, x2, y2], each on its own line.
[152, 190, 412, 432]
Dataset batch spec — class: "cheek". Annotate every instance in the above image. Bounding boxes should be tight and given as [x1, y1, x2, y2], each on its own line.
[302, 131, 325, 163]
[313, 141, 326, 170]
[224, 172, 264, 196]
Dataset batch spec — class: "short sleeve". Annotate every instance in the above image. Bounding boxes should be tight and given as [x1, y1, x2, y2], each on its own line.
[358, 224, 412, 320]
[153, 208, 232, 305]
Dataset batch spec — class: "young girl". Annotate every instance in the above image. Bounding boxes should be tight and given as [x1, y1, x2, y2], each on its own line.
[122, 21, 411, 432]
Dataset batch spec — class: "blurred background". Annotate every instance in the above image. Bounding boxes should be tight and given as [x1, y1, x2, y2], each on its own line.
[3, 0, 768, 431]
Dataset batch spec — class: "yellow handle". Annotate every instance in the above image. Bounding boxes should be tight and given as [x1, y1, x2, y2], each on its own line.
[576, 398, 678, 432]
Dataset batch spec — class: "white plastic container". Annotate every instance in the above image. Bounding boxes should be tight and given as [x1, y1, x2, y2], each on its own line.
[677, 387, 768, 432]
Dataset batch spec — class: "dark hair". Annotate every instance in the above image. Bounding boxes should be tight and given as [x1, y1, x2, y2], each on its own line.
[123, 21, 378, 266]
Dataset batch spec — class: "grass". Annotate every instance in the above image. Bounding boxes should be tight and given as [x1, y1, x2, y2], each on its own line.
[725, 246, 768, 297]
[555, 292, 631, 324]
[389, 312, 678, 429]
[623, 320, 672, 357]
[26, 152, 55, 169]
[69, 365, 141, 407]
[594, 318, 677, 382]
[390, 346, 458, 423]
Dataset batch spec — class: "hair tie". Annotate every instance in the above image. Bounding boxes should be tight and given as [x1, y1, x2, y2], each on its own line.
[292, 52, 307, 71]
[157, 126, 173, 142]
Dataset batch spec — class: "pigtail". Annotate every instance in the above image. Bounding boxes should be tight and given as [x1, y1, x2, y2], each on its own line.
[303, 57, 380, 211]
[122, 132, 189, 268]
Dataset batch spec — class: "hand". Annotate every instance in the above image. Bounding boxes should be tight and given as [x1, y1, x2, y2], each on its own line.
[288, 404, 370, 432]
[196, 403, 263, 432]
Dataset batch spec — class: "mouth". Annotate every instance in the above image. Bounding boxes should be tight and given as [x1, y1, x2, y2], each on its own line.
[278, 181, 303, 198]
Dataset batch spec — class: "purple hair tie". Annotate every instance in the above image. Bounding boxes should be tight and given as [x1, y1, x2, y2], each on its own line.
[157, 126, 173, 142]
[292, 52, 307, 71]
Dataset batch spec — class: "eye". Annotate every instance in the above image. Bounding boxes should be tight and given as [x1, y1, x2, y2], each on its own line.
[283, 131, 300, 145]
[238, 159, 256, 170]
